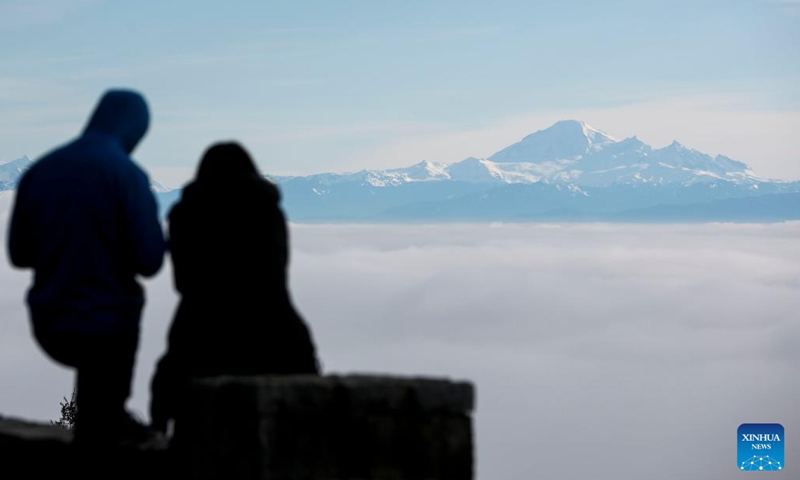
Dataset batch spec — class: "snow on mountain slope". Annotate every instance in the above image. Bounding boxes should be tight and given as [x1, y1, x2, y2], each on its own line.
[0, 156, 32, 185]
[488, 120, 616, 164]
[445, 157, 504, 183]
[2, 120, 783, 197]
[273, 120, 772, 190]
[386, 160, 450, 181]
[150, 180, 172, 193]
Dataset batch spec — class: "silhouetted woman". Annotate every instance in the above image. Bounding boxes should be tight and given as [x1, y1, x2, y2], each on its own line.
[150, 142, 319, 436]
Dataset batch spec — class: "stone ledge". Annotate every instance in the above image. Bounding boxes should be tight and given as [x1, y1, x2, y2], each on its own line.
[184, 374, 475, 480]
[193, 373, 475, 415]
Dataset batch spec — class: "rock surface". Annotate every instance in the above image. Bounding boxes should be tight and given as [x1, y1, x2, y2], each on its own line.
[0, 414, 169, 479]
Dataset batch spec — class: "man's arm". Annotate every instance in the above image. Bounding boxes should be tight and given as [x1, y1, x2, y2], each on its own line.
[123, 168, 166, 277]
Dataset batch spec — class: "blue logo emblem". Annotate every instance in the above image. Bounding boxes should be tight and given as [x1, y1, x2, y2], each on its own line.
[738, 424, 784, 472]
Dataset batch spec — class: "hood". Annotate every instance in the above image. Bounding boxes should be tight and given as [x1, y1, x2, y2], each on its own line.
[82, 89, 149, 154]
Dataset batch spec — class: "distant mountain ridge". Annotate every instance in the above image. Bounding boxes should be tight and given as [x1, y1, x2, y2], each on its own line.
[270, 120, 772, 190]
[0, 155, 33, 190]
[266, 120, 799, 222]
[2, 120, 799, 222]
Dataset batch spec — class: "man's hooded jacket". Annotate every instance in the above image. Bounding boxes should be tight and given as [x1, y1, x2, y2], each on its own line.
[7, 90, 166, 334]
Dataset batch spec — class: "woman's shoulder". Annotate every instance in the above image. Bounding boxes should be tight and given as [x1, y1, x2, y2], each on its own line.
[253, 176, 281, 202]
[167, 176, 282, 221]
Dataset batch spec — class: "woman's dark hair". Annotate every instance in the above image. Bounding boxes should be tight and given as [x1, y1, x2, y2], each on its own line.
[196, 142, 260, 181]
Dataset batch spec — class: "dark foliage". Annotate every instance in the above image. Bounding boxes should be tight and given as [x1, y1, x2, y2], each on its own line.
[51, 389, 77, 430]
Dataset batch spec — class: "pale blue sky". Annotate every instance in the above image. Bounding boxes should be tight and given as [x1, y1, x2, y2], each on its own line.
[1, 0, 798, 185]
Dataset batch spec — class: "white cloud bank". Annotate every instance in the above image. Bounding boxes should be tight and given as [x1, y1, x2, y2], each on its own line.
[1, 220, 799, 480]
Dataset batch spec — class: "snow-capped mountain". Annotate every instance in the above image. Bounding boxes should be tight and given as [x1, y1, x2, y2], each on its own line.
[149, 180, 172, 193]
[272, 120, 773, 190]
[3, 120, 799, 222]
[489, 119, 616, 164]
[268, 120, 799, 221]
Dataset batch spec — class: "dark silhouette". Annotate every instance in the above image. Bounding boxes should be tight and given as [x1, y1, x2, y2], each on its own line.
[6, 89, 166, 446]
[150, 142, 319, 436]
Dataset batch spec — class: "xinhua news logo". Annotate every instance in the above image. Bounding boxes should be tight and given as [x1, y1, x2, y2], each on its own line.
[738, 424, 784, 472]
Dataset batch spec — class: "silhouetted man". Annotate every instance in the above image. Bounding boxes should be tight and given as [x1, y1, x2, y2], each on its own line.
[7, 89, 166, 446]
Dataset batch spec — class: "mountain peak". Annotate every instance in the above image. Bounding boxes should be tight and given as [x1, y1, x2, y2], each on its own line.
[0, 155, 32, 166]
[384, 159, 449, 182]
[489, 120, 615, 164]
[549, 119, 611, 138]
[546, 120, 616, 143]
[661, 141, 705, 156]
[549, 119, 587, 129]
[447, 157, 504, 183]
[618, 135, 644, 145]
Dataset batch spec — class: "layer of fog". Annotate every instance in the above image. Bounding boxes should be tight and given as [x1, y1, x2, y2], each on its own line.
[1, 218, 798, 480]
